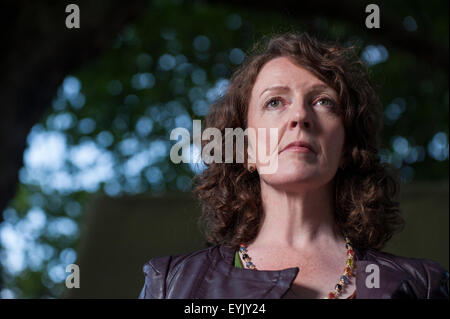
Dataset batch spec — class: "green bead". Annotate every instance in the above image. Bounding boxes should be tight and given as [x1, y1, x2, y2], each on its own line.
[346, 258, 354, 268]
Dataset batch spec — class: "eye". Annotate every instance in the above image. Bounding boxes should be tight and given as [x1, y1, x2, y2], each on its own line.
[264, 97, 283, 109]
[315, 97, 335, 107]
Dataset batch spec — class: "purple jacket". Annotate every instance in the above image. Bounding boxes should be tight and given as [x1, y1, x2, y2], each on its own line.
[138, 244, 449, 299]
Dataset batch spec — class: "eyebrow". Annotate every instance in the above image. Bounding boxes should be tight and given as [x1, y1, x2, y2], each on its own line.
[258, 83, 335, 98]
[259, 85, 290, 98]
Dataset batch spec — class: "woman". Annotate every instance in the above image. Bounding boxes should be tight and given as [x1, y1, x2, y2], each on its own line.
[139, 32, 449, 299]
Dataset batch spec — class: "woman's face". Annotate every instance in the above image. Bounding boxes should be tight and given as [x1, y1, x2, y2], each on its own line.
[247, 56, 345, 192]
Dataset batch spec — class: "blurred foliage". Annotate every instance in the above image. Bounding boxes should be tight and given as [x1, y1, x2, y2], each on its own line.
[0, 0, 448, 298]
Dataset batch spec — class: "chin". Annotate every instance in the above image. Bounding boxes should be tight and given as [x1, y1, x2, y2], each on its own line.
[272, 163, 314, 178]
[262, 173, 317, 189]
[260, 167, 335, 192]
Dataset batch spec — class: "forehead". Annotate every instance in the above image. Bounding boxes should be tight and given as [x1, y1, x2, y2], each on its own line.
[252, 56, 329, 94]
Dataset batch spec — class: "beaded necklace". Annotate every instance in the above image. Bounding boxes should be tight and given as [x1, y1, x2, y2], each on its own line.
[238, 236, 355, 299]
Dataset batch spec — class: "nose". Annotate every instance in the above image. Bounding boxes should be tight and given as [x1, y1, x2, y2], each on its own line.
[290, 118, 310, 129]
[289, 101, 312, 130]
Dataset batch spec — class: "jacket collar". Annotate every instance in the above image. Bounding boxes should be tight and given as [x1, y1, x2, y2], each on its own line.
[213, 244, 411, 299]
[212, 244, 299, 298]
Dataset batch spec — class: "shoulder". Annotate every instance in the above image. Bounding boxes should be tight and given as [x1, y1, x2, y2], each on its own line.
[363, 248, 448, 278]
[139, 244, 221, 299]
[362, 248, 449, 299]
[142, 245, 217, 277]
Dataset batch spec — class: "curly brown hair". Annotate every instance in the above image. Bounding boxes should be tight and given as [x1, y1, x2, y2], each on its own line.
[192, 32, 405, 251]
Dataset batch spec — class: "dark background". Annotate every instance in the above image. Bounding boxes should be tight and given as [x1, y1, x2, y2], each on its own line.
[0, 0, 448, 298]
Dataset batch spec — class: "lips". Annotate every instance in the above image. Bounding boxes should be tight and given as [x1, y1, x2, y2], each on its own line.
[280, 141, 315, 154]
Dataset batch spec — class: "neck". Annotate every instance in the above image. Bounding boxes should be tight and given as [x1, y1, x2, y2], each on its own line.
[248, 179, 344, 252]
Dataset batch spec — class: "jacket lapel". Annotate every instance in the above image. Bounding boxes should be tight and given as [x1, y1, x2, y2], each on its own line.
[192, 244, 299, 299]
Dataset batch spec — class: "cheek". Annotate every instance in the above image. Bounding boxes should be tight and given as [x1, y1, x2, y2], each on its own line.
[248, 108, 276, 129]
[324, 124, 345, 161]
[247, 125, 280, 165]
[248, 111, 281, 154]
